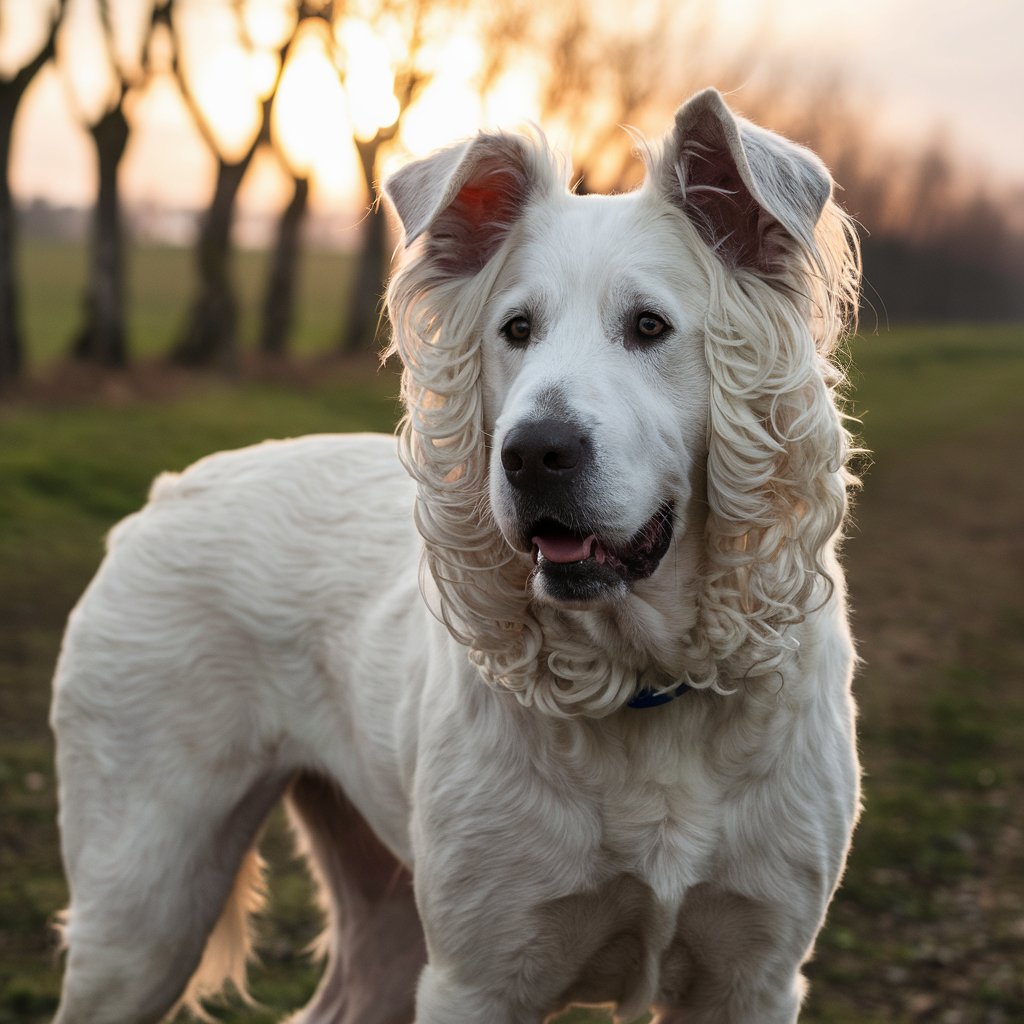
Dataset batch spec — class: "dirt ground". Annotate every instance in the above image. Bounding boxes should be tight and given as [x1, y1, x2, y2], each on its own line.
[808, 413, 1024, 1022]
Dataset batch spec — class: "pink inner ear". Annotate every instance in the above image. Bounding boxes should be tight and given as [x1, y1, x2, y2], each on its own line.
[432, 167, 529, 275]
[452, 184, 495, 228]
[451, 173, 525, 233]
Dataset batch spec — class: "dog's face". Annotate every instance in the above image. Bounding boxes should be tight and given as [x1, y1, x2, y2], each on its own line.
[384, 89, 856, 707]
[480, 191, 710, 607]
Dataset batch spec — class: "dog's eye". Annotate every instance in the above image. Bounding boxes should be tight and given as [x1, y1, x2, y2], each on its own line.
[636, 313, 668, 339]
[501, 316, 532, 345]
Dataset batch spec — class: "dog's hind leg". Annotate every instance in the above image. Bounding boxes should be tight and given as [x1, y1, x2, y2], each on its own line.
[286, 772, 426, 1024]
[52, 684, 290, 1024]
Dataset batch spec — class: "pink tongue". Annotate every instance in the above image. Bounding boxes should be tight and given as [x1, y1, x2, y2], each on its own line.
[533, 533, 597, 564]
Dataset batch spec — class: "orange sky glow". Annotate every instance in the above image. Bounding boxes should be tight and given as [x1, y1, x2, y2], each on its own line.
[4, 0, 1023, 242]
[7, 0, 557, 220]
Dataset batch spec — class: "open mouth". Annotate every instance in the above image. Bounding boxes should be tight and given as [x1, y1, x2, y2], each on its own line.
[528, 502, 675, 600]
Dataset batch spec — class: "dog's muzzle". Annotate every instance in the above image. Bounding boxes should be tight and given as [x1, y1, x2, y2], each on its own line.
[527, 502, 676, 602]
[499, 419, 674, 603]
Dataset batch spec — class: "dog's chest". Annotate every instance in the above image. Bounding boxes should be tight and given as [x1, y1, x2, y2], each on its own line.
[545, 789, 714, 1016]
[596, 773, 717, 894]
[572, 715, 720, 894]
[535, 736, 720, 1013]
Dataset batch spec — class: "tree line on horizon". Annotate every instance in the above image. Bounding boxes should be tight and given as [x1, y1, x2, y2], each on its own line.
[0, 0, 1022, 388]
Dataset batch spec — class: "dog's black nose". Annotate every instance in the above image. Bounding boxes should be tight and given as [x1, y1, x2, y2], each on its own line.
[501, 419, 589, 493]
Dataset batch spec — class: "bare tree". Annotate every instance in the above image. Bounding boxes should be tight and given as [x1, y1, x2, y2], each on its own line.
[333, 0, 609, 353]
[258, 2, 336, 358]
[169, 129, 262, 369]
[333, 0, 439, 354]
[76, 96, 128, 367]
[542, 0, 772, 192]
[336, 127, 398, 354]
[165, 0, 267, 368]
[0, 0, 65, 385]
[58, 0, 164, 367]
[168, 0, 337, 366]
[259, 173, 309, 356]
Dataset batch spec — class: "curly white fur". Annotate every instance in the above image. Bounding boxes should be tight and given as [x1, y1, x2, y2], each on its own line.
[50, 89, 863, 1024]
[385, 98, 861, 715]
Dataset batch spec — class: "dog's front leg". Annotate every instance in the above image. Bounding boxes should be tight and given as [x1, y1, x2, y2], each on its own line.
[412, 893, 567, 1024]
[408, 690, 601, 1024]
[651, 882, 812, 1024]
[409, 823, 578, 1024]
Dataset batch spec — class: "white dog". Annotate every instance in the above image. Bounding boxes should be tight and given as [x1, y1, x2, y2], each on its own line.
[51, 89, 862, 1024]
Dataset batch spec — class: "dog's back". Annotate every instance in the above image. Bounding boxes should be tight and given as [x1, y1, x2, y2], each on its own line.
[50, 433, 425, 1024]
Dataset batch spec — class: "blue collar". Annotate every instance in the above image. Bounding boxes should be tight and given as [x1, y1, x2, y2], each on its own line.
[627, 680, 692, 709]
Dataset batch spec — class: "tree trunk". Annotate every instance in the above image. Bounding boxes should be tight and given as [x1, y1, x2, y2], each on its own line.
[0, 89, 22, 386]
[0, 10, 62, 386]
[171, 151, 256, 368]
[72, 103, 129, 367]
[259, 175, 309, 356]
[338, 139, 389, 354]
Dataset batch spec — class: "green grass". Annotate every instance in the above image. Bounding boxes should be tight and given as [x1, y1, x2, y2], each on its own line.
[847, 323, 1024, 452]
[1, 301, 1023, 1021]
[18, 238, 356, 368]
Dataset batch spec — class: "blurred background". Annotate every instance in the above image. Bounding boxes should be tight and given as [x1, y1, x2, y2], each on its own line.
[0, 1, 1021, 1022]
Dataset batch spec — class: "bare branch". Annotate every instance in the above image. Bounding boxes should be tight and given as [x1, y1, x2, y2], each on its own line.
[1, 0, 66, 95]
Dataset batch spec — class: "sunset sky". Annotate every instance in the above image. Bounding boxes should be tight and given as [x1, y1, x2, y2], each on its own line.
[5, 0, 1023, 228]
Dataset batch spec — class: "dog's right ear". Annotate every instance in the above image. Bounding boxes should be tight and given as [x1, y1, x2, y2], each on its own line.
[382, 133, 544, 278]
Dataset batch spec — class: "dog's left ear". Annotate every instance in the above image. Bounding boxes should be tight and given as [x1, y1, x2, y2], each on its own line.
[657, 88, 832, 274]
[383, 133, 548, 277]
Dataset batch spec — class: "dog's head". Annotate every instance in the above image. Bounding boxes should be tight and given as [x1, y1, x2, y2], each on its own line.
[383, 89, 860, 716]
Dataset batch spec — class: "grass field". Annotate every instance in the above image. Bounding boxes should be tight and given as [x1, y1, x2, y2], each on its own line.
[1, 243, 1023, 1022]
[17, 237, 357, 368]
